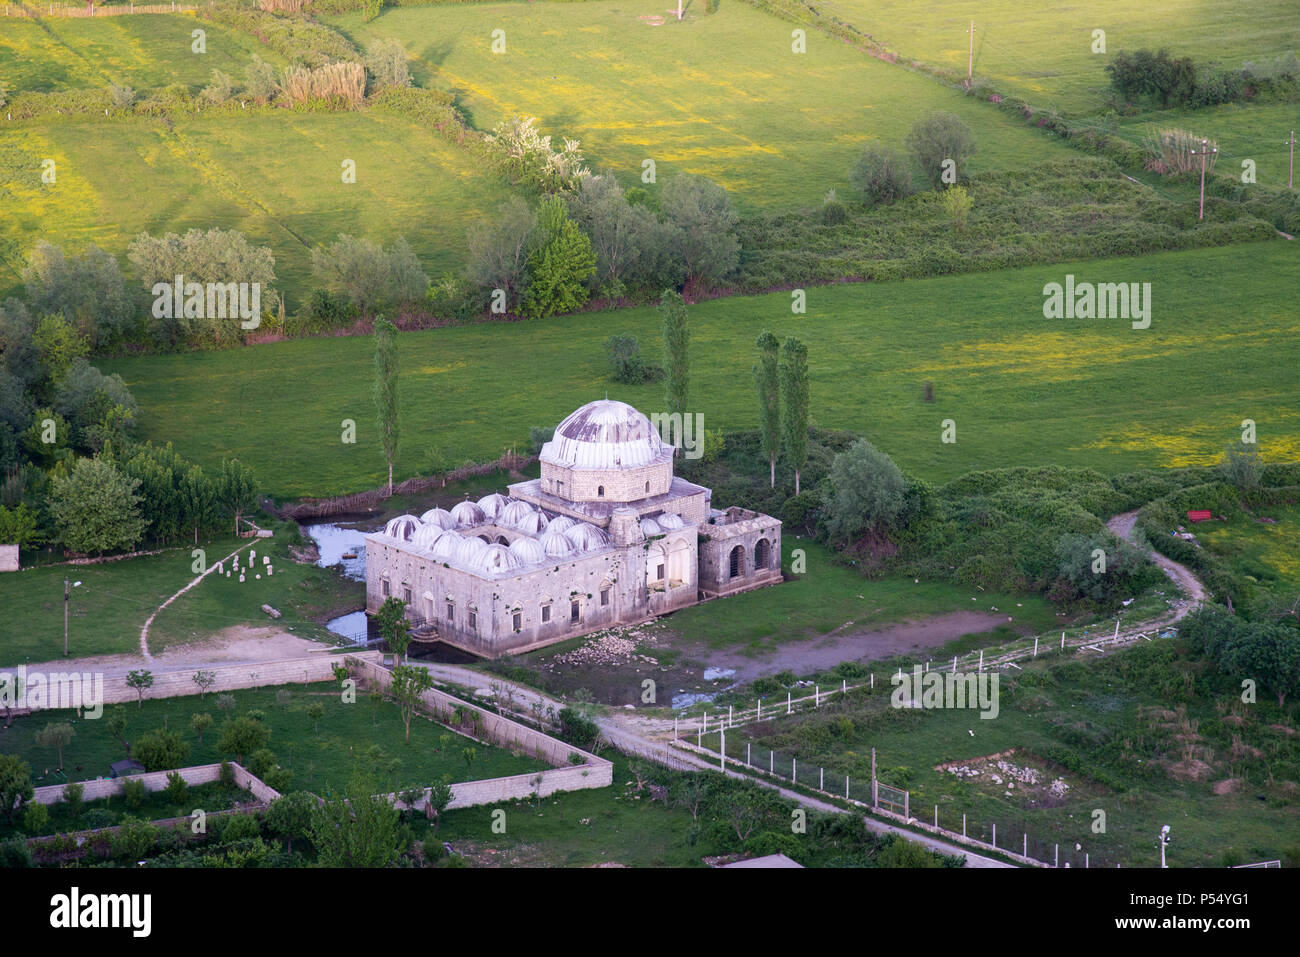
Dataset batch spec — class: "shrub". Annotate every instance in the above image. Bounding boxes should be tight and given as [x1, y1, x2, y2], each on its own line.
[850, 146, 913, 204]
[365, 38, 411, 91]
[220, 813, 262, 842]
[941, 185, 973, 231]
[62, 782, 84, 820]
[112, 817, 159, 861]
[279, 62, 366, 109]
[133, 728, 191, 772]
[199, 70, 236, 107]
[164, 771, 189, 804]
[605, 335, 664, 384]
[23, 801, 49, 834]
[821, 188, 847, 225]
[122, 778, 146, 809]
[487, 115, 589, 194]
[906, 112, 976, 188]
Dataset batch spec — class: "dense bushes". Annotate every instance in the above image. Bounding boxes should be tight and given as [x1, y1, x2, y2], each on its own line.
[199, 6, 361, 68]
[1106, 47, 1299, 109]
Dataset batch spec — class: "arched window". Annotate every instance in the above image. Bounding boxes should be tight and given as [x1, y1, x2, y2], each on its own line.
[729, 545, 743, 579]
[754, 538, 770, 570]
[597, 485, 605, 497]
[496, 536, 509, 546]
[645, 481, 650, 493]
[478, 534, 491, 544]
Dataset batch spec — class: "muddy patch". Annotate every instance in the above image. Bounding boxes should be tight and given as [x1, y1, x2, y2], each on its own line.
[694, 611, 1010, 682]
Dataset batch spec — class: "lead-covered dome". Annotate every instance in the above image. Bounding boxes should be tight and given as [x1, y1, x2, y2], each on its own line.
[384, 515, 421, 541]
[541, 400, 670, 471]
[450, 501, 486, 527]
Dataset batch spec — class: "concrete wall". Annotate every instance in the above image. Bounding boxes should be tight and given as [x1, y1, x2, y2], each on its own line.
[540, 458, 673, 503]
[388, 762, 612, 812]
[0, 545, 17, 572]
[27, 762, 279, 807]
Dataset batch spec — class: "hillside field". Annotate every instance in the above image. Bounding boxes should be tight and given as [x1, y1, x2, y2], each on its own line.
[326, 1, 1078, 209]
[100, 242, 1300, 498]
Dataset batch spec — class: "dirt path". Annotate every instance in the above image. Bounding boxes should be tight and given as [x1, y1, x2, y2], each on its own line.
[701, 610, 1012, 682]
[139, 541, 258, 659]
[1106, 509, 1208, 621]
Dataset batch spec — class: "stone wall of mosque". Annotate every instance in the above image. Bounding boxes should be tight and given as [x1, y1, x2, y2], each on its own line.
[698, 512, 784, 598]
[539, 457, 673, 503]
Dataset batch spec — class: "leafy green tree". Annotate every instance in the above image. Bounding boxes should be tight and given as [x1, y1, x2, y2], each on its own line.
[566, 173, 673, 303]
[466, 197, 537, 313]
[192, 713, 213, 745]
[522, 196, 596, 319]
[35, 722, 74, 771]
[218, 458, 257, 537]
[309, 775, 403, 867]
[1226, 622, 1300, 707]
[48, 456, 146, 555]
[122, 777, 146, 809]
[390, 664, 434, 743]
[133, 727, 191, 771]
[850, 146, 913, 205]
[217, 715, 271, 764]
[266, 791, 318, 854]
[660, 290, 689, 417]
[32, 313, 89, 385]
[112, 816, 159, 862]
[22, 241, 136, 347]
[312, 235, 426, 321]
[125, 670, 154, 709]
[62, 781, 83, 821]
[22, 800, 49, 835]
[0, 755, 33, 824]
[426, 778, 453, 835]
[825, 439, 908, 544]
[306, 702, 325, 733]
[461, 746, 477, 774]
[660, 174, 739, 286]
[163, 770, 188, 803]
[106, 707, 130, 755]
[754, 331, 780, 488]
[0, 503, 40, 548]
[179, 465, 219, 544]
[906, 112, 977, 188]
[52, 359, 139, 452]
[1217, 440, 1260, 490]
[942, 184, 973, 231]
[778, 336, 809, 495]
[1053, 532, 1157, 606]
[365, 38, 411, 90]
[376, 596, 411, 663]
[244, 55, 278, 104]
[373, 317, 400, 494]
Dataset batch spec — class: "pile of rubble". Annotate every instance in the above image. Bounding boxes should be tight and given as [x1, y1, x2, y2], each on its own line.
[551, 628, 659, 668]
[944, 757, 1069, 797]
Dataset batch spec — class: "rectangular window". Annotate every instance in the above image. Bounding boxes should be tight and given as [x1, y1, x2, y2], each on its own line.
[402, 586, 411, 604]
[570, 600, 580, 622]
[600, 588, 609, 607]
[468, 611, 476, 630]
[381, 579, 390, 598]
[542, 604, 551, 623]
[512, 612, 521, 631]
[446, 601, 454, 622]
[657, 563, 665, 581]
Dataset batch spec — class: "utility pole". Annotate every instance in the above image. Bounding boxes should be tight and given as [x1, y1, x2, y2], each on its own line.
[1190, 138, 1217, 220]
[1159, 825, 1171, 868]
[967, 21, 976, 85]
[676, 0, 682, 21]
[64, 579, 80, 657]
[1286, 130, 1296, 190]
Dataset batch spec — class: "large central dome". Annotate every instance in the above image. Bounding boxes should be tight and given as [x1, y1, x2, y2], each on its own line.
[541, 400, 671, 470]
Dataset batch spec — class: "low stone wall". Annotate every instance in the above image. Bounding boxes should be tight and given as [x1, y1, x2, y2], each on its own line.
[26, 761, 279, 807]
[0, 544, 17, 572]
[349, 656, 613, 809]
[94, 651, 383, 707]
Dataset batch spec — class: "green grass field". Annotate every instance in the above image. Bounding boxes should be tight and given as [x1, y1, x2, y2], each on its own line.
[818, 0, 1300, 116]
[1198, 503, 1300, 605]
[0, 533, 361, 667]
[3, 682, 547, 794]
[100, 242, 1300, 498]
[0, 13, 284, 93]
[0, 110, 512, 301]
[327, 1, 1077, 210]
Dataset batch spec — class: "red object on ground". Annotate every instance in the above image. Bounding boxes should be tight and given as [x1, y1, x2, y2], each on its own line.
[1187, 510, 1212, 523]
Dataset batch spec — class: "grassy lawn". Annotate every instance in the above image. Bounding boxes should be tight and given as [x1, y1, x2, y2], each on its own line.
[0, 14, 286, 94]
[100, 242, 1300, 498]
[2, 683, 548, 795]
[0, 111, 512, 301]
[327, 1, 1077, 210]
[818, 0, 1300, 116]
[0, 532, 362, 667]
[1197, 503, 1300, 606]
[0, 780, 254, 841]
[700, 639, 1300, 868]
[665, 539, 1059, 653]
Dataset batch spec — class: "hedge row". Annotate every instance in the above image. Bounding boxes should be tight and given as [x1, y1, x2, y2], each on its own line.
[198, 4, 361, 68]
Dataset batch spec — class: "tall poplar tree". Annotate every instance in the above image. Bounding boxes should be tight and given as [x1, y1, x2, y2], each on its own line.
[660, 290, 689, 417]
[373, 317, 399, 493]
[778, 336, 809, 495]
[753, 331, 780, 489]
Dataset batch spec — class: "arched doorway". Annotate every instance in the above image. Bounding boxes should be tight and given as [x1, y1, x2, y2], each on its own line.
[728, 545, 743, 579]
[754, 538, 770, 570]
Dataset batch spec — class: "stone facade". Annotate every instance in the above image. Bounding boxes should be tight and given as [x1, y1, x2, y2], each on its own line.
[0, 545, 17, 572]
[364, 400, 782, 657]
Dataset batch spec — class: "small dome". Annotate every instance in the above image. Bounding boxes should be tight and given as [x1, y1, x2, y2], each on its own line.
[538, 530, 576, 558]
[540, 399, 670, 470]
[511, 510, 548, 535]
[384, 515, 421, 541]
[411, 523, 446, 550]
[657, 512, 684, 530]
[450, 501, 486, 527]
[478, 543, 521, 574]
[545, 515, 578, 535]
[428, 531, 460, 561]
[565, 523, 609, 551]
[509, 537, 547, 565]
[419, 507, 455, 529]
[476, 493, 511, 520]
[500, 501, 537, 528]
[453, 535, 489, 565]
[639, 516, 662, 537]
